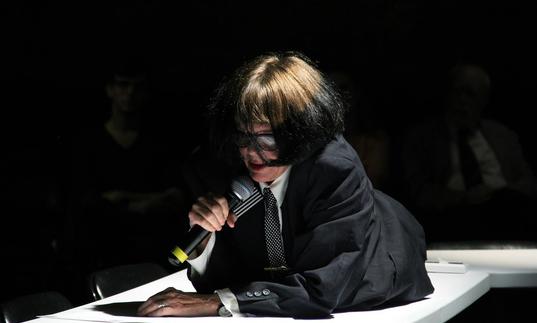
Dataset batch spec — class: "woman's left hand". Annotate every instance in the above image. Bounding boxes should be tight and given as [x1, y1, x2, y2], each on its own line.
[137, 287, 221, 317]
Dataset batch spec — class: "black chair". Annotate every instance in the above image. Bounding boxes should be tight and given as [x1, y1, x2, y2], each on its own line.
[1, 291, 73, 323]
[87, 262, 170, 300]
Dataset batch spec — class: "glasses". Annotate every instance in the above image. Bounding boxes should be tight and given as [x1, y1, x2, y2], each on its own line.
[233, 131, 278, 151]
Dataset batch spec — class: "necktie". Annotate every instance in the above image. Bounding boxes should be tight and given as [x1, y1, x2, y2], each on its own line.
[263, 187, 287, 267]
[457, 132, 483, 189]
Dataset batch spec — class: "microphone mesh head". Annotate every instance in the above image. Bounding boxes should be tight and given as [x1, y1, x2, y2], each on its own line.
[230, 175, 256, 201]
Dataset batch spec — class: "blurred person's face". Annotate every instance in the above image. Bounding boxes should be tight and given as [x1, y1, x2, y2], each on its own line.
[237, 123, 289, 184]
[106, 75, 148, 113]
[445, 69, 489, 133]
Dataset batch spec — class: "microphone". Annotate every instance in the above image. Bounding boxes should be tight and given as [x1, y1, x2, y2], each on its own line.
[168, 175, 263, 265]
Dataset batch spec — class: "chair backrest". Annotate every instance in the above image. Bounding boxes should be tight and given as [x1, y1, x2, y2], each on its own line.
[1, 291, 73, 323]
[87, 262, 169, 300]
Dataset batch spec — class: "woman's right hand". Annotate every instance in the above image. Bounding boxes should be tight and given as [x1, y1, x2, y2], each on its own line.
[188, 193, 237, 232]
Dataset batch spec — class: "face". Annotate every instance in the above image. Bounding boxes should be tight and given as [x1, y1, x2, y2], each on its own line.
[106, 75, 147, 113]
[445, 69, 488, 132]
[238, 123, 289, 184]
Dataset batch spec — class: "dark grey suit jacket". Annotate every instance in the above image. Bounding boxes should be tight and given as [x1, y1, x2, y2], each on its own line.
[401, 118, 537, 211]
[189, 135, 433, 318]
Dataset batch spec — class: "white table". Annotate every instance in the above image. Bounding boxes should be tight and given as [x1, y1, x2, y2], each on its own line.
[427, 249, 537, 287]
[27, 268, 489, 323]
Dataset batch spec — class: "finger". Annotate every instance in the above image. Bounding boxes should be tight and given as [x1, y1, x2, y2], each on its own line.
[208, 193, 230, 223]
[140, 301, 198, 317]
[138, 300, 173, 317]
[188, 208, 220, 232]
[199, 195, 228, 226]
[196, 196, 224, 227]
[137, 292, 189, 317]
[137, 288, 178, 314]
[149, 287, 178, 299]
[190, 199, 223, 230]
[138, 296, 168, 315]
[138, 298, 162, 316]
[141, 293, 218, 317]
[226, 212, 238, 228]
[144, 304, 175, 317]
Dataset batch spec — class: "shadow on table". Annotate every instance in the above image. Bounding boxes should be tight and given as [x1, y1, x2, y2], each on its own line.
[92, 302, 144, 316]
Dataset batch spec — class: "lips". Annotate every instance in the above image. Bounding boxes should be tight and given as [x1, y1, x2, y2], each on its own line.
[248, 161, 266, 172]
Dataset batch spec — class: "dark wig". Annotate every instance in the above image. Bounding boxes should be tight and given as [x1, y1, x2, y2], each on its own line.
[206, 51, 346, 167]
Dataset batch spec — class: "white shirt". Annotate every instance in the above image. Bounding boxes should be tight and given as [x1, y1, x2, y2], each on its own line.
[447, 130, 507, 191]
[188, 167, 292, 316]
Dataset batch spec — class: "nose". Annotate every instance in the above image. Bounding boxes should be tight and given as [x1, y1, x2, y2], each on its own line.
[240, 145, 262, 161]
[245, 145, 260, 157]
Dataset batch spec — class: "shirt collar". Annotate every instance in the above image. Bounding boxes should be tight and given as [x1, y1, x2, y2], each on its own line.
[259, 166, 292, 208]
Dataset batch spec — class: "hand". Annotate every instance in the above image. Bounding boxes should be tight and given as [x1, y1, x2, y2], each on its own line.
[188, 193, 237, 232]
[137, 287, 221, 317]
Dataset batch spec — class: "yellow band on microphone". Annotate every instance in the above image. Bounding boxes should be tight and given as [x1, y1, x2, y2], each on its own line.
[171, 247, 189, 263]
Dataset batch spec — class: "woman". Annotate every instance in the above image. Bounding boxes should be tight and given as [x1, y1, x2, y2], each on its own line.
[138, 52, 433, 318]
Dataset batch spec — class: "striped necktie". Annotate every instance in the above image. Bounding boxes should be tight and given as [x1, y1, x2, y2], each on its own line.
[457, 131, 483, 189]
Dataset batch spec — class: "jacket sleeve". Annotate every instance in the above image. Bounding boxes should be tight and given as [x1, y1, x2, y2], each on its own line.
[190, 143, 433, 318]
[231, 153, 431, 318]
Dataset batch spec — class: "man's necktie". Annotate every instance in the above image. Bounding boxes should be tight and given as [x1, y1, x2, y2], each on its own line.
[263, 187, 287, 268]
[457, 131, 483, 189]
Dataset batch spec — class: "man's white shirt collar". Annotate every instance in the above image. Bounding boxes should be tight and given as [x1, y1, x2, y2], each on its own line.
[259, 166, 292, 208]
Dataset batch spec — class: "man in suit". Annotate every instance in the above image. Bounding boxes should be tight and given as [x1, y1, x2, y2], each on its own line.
[401, 63, 537, 242]
[138, 52, 433, 318]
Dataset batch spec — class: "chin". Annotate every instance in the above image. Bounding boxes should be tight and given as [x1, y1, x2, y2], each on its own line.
[248, 170, 277, 184]
[249, 172, 268, 183]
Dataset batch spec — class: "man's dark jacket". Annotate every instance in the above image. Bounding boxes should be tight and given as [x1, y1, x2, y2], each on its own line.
[186, 135, 434, 318]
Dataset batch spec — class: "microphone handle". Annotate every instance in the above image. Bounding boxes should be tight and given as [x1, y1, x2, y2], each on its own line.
[168, 189, 262, 266]
[169, 225, 211, 264]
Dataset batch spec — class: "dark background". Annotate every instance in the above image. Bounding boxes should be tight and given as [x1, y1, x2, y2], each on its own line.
[2, 1, 536, 320]
[3, 1, 536, 156]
